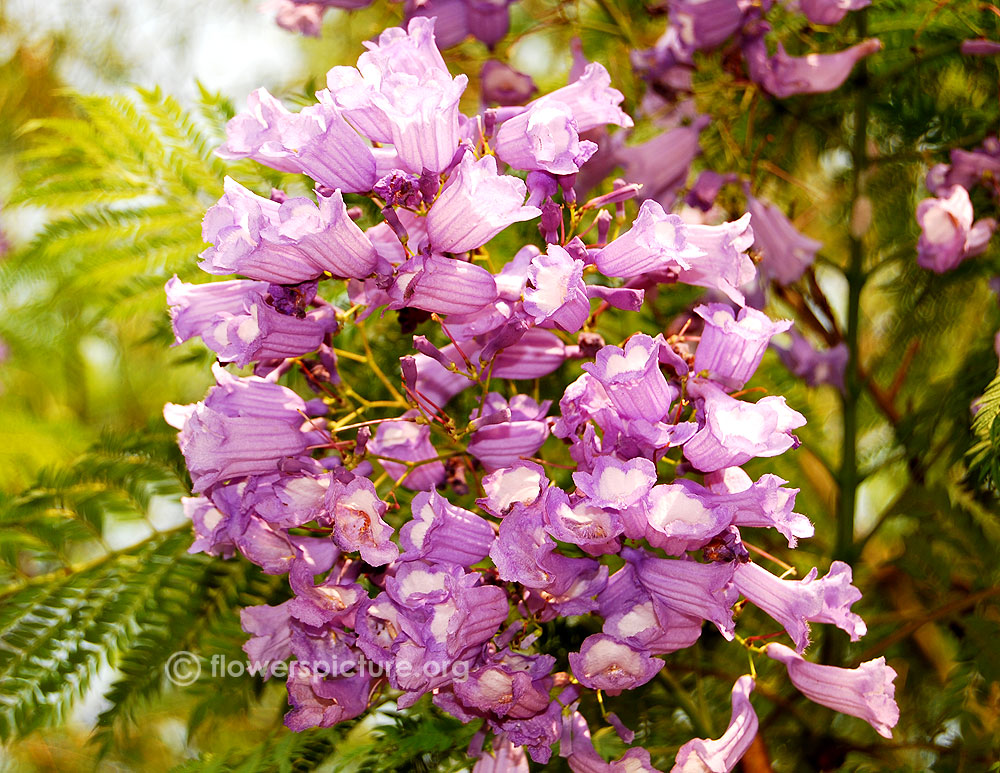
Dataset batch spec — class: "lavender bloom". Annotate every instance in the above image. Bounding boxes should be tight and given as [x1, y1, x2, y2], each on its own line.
[390, 253, 499, 315]
[568, 634, 664, 695]
[240, 601, 293, 678]
[798, 0, 870, 26]
[595, 199, 702, 277]
[603, 595, 704, 655]
[745, 33, 882, 99]
[916, 185, 996, 273]
[618, 118, 709, 208]
[684, 379, 806, 472]
[494, 101, 597, 175]
[677, 213, 757, 304]
[775, 330, 848, 391]
[201, 179, 377, 283]
[705, 469, 814, 547]
[522, 244, 590, 333]
[668, 0, 752, 51]
[166, 277, 334, 367]
[527, 62, 632, 135]
[468, 393, 550, 471]
[404, 0, 470, 49]
[962, 39, 1000, 56]
[473, 737, 530, 772]
[542, 487, 623, 551]
[368, 413, 447, 490]
[426, 153, 540, 252]
[218, 89, 376, 191]
[184, 495, 236, 557]
[582, 334, 677, 421]
[481, 60, 537, 105]
[733, 560, 866, 652]
[767, 643, 899, 738]
[453, 650, 555, 719]
[164, 365, 327, 492]
[269, 0, 326, 37]
[285, 661, 373, 730]
[643, 483, 734, 555]
[490, 328, 568, 379]
[572, 456, 656, 511]
[467, 0, 515, 48]
[686, 170, 733, 211]
[400, 489, 495, 565]
[671, 675, 757, 773]
[324, 476, 399, 565]
[746, 193, 822, 285]
[694, 303, 792, 389]
[323, 20, 467, 173]
[626, 547, 738, 638]
[478, 461, 548, 517]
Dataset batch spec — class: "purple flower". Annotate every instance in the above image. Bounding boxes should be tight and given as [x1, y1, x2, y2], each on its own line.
[269, 0, 326, 37]
[400, 489, 496, 566]
[582, 334, 677, 421]
[568, 634, 664, 695]
[389, 253, 499, 315]
[595, 199, 702, 277]
[618, 118, 709, 208]
[766, 643, 899, 738]
[542, 487, 623, 551]
[240, 601, 293, 678]
[686, 170, 734, 211]
[671, 675, 758, 773]
[532, 62, 633, 132]
[494, 101, 597, 175]
[572, 456, 656, 511]
[522, 244, 590, 332]
[798, 0, 870, 26]
[164, 364, 328, 492]
[626, 547, 738, 638]
[200, 179, 377, 283]
[733, 560, 866, 652]
[774, 330, 848, 391]
[480, 60, 537, 105]
[746, 193, 822, 285]
[478, 461, 548, 517]
[468, 393, 550, 472]
[668, 0, 752, 52]
[285, 661, 373, 730]
[705, 469, 814, 547]
[489, 328, 568, 379]
[916, 185, 996, 273]
[694, 303, 791, 389]
[368, 413, 447, 490]
[643, 482, 734, 555]
[324, 475, 399, 565]
[676, 213, 757, 304]
[962, 39, 1000, 56]
[745, 32, 882, 98]
[472, 736, 529, 771]
[426, 153, 541, 252]
[603, 593, 703, 655]
[217, 90, 376, 191]
[684, 379, 806, 472]
[324, 19, 468, 173]
[166, 277, 335, 367]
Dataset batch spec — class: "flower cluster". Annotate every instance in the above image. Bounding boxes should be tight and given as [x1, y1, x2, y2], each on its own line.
[166, 19, 898, 770]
